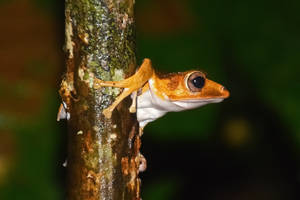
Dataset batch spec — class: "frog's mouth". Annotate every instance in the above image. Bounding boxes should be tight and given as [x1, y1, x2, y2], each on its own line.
[170, 98, 225, 111]
[173, 97, 225, 103]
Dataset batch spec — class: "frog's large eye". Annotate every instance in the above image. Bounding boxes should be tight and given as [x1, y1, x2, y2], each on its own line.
[187, 72, 205, 92]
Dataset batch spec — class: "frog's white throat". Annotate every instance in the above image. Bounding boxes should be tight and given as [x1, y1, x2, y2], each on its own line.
[134, 80, 224, 128]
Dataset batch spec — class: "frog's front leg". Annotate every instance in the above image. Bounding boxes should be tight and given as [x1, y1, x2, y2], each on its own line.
[94, 79, 137, 118]
[93, 58, 154, 119]
[103, 88, 134, 118]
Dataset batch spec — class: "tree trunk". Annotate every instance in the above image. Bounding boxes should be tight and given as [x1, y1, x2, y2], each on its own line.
[59, 0, 141, 199]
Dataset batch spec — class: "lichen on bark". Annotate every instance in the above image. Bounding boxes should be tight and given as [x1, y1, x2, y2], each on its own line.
[60, 0, 141, 199]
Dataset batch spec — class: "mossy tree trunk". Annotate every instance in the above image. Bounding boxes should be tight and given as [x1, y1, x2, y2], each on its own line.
[59, 0, 142, 199]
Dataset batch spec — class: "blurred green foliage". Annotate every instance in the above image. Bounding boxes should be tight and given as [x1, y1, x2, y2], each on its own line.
[142, 176, 180, 200]
[0, 92, 62, 200]
[137, 0, 300, 143]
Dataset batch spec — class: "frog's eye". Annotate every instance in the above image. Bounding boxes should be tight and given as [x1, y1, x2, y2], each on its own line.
[187, 72, 205, 92]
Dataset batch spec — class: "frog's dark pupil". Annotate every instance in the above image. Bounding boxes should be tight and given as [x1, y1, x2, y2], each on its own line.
[192, 76, 205, 88]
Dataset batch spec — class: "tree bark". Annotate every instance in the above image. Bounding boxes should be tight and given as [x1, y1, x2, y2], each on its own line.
[60, 0, 141, 199]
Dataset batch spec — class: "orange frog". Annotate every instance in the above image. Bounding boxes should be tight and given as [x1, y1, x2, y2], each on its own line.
[94, 58, 230, 134]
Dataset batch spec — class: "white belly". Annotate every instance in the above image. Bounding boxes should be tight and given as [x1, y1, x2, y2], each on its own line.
[135, 83, 224, 128]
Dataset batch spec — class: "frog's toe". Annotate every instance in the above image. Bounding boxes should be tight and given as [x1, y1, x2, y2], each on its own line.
[103, 108, 112, 119]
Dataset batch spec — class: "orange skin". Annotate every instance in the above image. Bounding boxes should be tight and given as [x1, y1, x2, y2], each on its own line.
[152, 71, 229, 101]
[94, 58, 229, 119]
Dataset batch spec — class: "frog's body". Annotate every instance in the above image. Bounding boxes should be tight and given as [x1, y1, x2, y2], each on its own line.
[135, 75, 227, 128]
[94, 58, 229, 130]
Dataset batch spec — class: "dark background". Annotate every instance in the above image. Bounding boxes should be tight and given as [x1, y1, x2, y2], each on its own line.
[0, 0, 299, 199]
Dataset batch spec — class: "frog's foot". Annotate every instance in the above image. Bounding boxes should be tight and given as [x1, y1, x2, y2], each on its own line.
[138, 153, 147, 172]
[102, 107, 113, 119]
[57, 102, 69, 121]
[93, 78, 104, 89]
[129, 91, 137, 113]
[139, 126, 144, 136]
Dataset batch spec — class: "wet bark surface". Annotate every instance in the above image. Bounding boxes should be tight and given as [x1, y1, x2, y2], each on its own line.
[59, 0, 142, 199]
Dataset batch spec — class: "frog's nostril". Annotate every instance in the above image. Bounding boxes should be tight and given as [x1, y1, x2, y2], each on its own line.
[220, 86, 230, 98]
[221, 86, 226, 91]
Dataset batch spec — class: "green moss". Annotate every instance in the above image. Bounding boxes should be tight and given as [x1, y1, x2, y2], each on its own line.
[83, 71, 89, 80]
[67, 0, 135, 85]
[66, 1, 136, 198]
